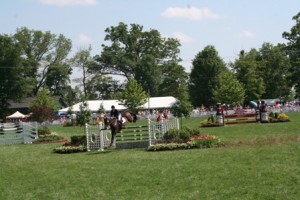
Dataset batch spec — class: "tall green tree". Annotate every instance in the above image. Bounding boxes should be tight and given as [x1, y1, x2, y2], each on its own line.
[171, 83, 192, 118]
[0, 34, 32, 119]
[231, 49, 265, 102]
[282, 12, 300, 97]
[212, 69, 245, 106]
[257, 43, 291, 100]
[92, 22, 185, 97]
[189, 45, 226, 106]
[14, 27, 72, 96]
[30, 88, 58, 123]
[86, 75, 121, 100]
[71, 46, 94, 98]
[158, 62, 189, 98]
[117, 78, 148, 112]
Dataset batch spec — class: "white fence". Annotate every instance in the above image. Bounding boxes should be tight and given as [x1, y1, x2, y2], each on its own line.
[0, 122, 38, 145]
[85, 117, 180, 151]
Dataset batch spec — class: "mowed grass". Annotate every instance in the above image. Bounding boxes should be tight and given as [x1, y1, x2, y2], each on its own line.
[0, 113, 300, 200]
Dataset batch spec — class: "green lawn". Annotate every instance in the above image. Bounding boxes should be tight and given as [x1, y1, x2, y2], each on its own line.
[0, 113, 299, 200]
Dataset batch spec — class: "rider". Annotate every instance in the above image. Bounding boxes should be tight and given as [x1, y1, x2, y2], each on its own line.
[110, 105, 123, 127]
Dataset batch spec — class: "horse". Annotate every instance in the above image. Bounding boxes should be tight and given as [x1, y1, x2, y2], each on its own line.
[103, 111, 137, 148]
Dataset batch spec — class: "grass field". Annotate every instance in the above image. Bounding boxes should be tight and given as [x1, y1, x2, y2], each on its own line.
[0, 113, 299, 200]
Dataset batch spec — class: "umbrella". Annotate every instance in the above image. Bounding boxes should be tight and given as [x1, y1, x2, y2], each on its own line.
[249, 101, 257, 108]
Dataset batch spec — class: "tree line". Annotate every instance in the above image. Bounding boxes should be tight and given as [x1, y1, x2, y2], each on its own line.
[1, 12, 300, 119]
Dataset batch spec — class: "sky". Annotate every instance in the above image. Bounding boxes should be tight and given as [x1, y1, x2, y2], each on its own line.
[1, 0, 299, 82]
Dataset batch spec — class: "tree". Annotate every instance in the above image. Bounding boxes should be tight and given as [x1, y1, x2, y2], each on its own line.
[117, 78, 148, 112]
[171, 83, 192, 118]
[0, 34, 32, 119]
[212, 70, 245, 106]
[282, 12, 300, 97]
[257, 43, 291, 100]
[30, 88, 58, 123]
[92, 22, 185, 96]
[71, 46, 93, 98]
[76, 99, 92, 126]
[14, 27, 72, 96]
[85, 75, 121, 100]
[158, 62, 189, 98]
[231, 49, 265, 102]
[189, 45, 226, 106]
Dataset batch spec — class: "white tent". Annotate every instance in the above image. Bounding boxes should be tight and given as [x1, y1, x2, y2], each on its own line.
[6, 111, 26, 119]
[59, 96, 178, 113]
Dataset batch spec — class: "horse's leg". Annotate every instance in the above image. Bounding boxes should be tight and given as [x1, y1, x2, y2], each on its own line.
[110, 130, 117, 148]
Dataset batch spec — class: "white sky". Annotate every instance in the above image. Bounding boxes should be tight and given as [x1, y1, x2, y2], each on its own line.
[1, 0, 299, 82]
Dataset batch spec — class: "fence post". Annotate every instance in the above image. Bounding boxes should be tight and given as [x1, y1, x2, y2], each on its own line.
[99, 125, 104, 151]
[85, 123, 90, 151]
[148, 117, 152, 146]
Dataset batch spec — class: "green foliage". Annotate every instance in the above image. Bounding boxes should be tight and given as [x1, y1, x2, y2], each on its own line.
[189, 134, 222, 148]
[189, 45, 227, 106]
[117, 77, 148, 112]
[53, 145, 87, 154]
[269, 112, 290, 123]
[163, 127, 201, 143]
[98, 103, 105, 114]
[14, 27, 72, 96]
[37, 134, 64, 142]
[171, 83, 192, 118]
[231, 49, 265, 102]
[257, 43, 291, 99]
[30, 88, 58, 123]
[71, 46, 93, 98]
[212, 69, 245, 106]
[148, 134, 222, 151]
[93, 22, 184, 97]
[38, 125, 51, 135]
[70, 135, 86, 146]
[0, 34, 32, 119]
[76, 100, 91, 126]
[86, 75, 121, 100]
[283, 12, 300, 97]
[146, 143, 192, 151]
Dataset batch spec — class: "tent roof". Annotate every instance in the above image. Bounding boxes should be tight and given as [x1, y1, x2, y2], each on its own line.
[6, 111, 26, 119]
[59, 96, 178, 113]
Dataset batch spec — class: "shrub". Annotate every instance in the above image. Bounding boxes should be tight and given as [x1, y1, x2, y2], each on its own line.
[147, 143, 193, 151]
[36, 133, 64, 142]
[53, 145, 87, 154]
[269, 112, 290, 123]
[63, 121, 73, 127]
[70, 135, 86, 146]
[189, 134, 222, 148]
[163, 129, 181, 142]
[180, 127, 201, 141]
[278, 113, 290, 121]
[38, 125, 51, 135]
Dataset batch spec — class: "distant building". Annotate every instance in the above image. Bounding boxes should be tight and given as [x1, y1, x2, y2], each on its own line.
[58, 96, 178, 113]
[8, 96, 67, 114]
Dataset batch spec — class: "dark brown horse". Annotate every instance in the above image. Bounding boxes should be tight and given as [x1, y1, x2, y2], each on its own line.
[103, 111, 137, 148]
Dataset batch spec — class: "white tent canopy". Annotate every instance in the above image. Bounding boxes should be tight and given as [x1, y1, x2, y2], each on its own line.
[6, 111, 26, 119]
[59, 96, 178, 113]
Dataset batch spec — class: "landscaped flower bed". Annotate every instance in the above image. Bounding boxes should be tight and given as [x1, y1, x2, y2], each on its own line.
[53, 145, 87, 154]
[147, 127, 223, 151]
[268, 112, 290, 123]
[53, 135, 87, 154]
